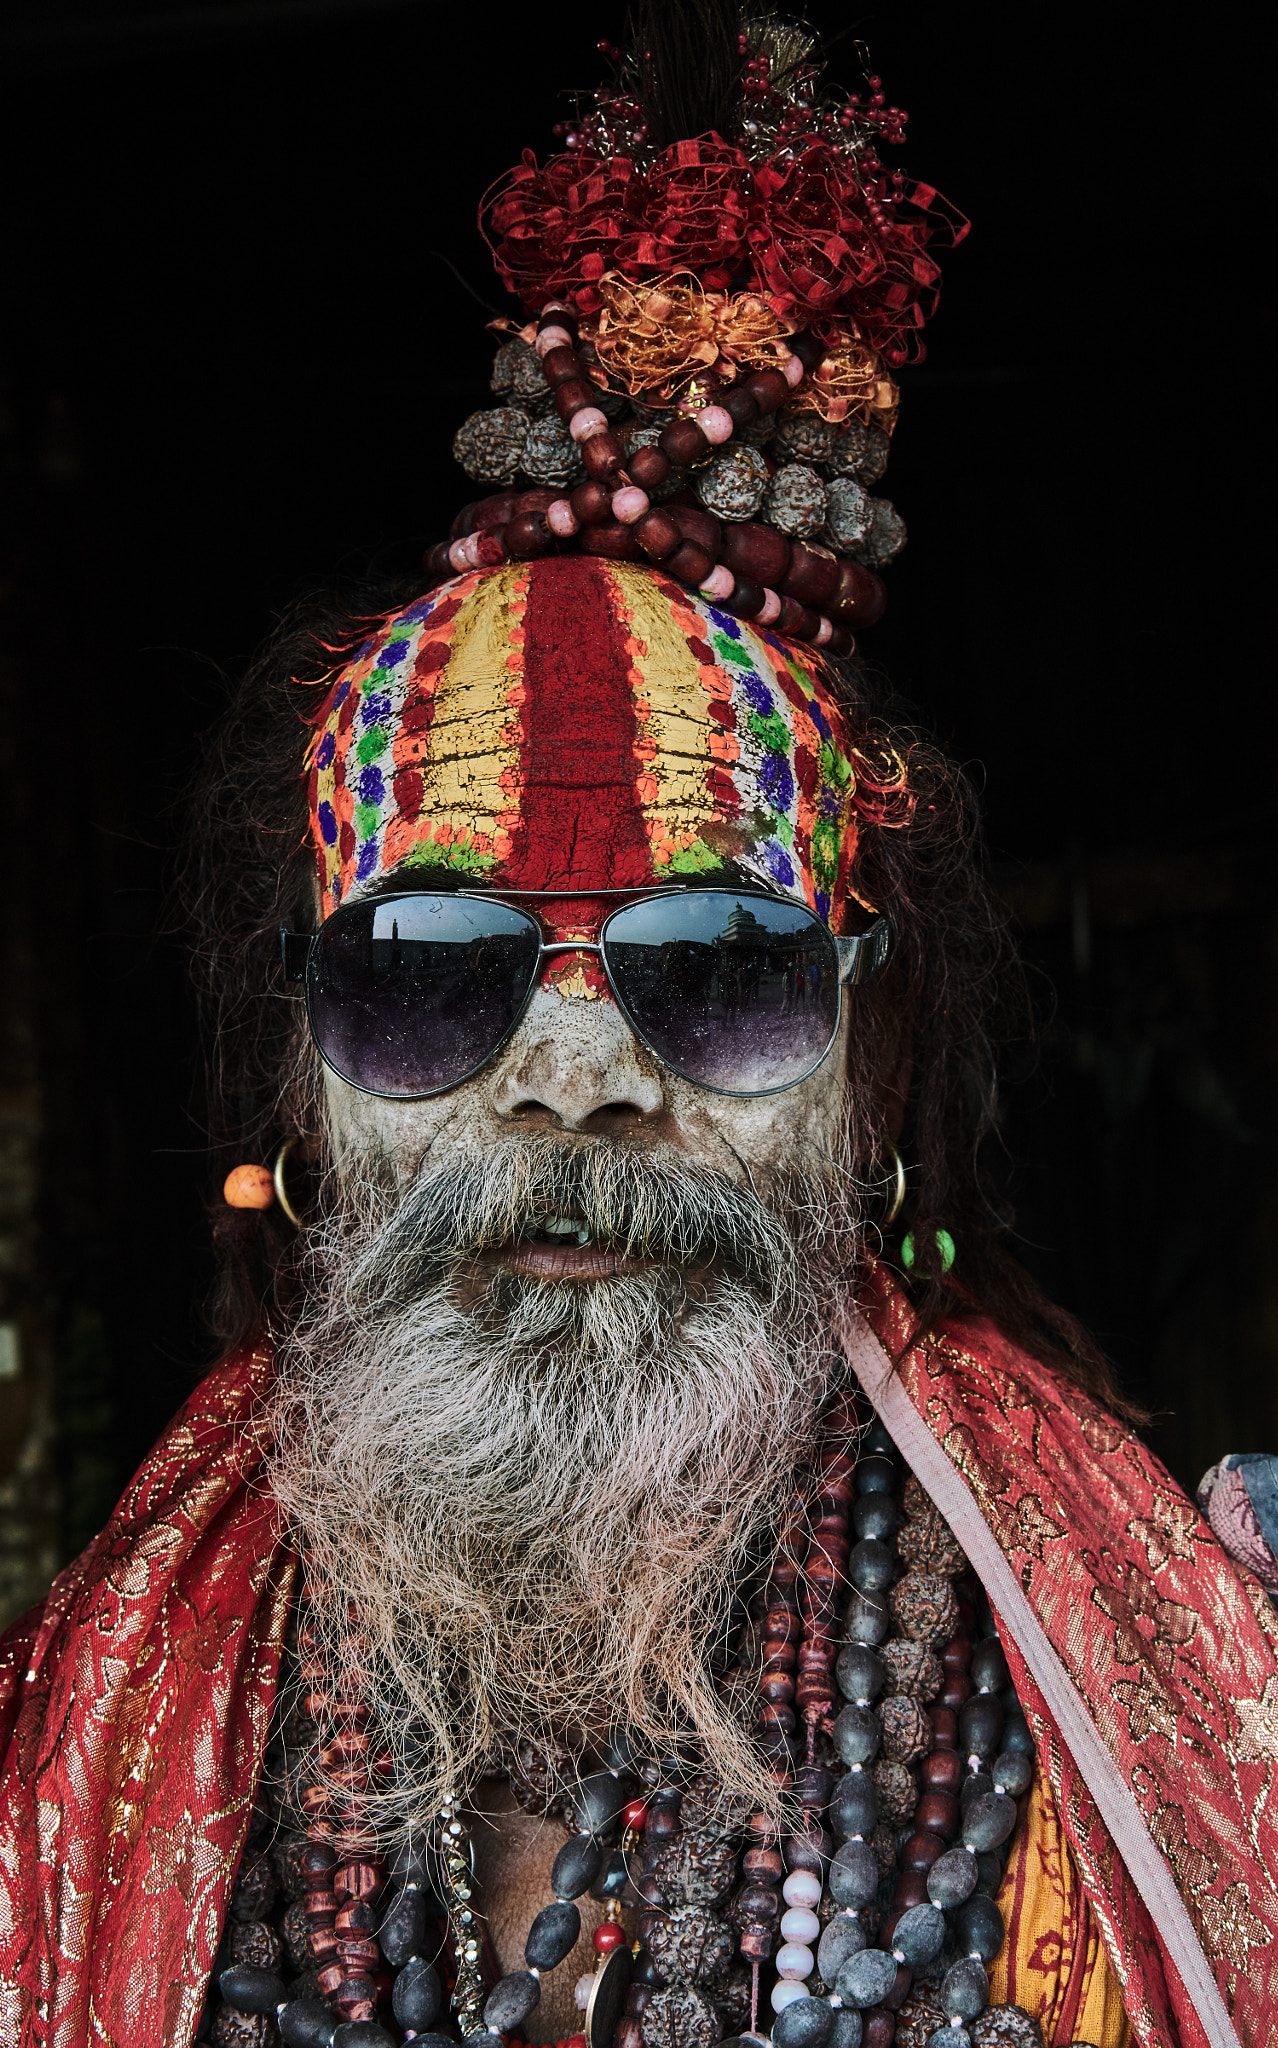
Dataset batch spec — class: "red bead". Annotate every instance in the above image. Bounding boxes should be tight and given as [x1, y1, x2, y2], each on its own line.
[634, 508, 681, 560]
[723, 385, 760, 427]
[581, 430, 624, 481]
[914, 1790, 959, 1839]
[781, 542, 840, 609]
[831, 558, 887, 627]
[593, 1922, 626, 1954]
[744, 368, 789, 414]
[775, 595, 816, 640]
[580, 520, 638, 561]
[723, 572, 766, 619]
[890, 1871, 930, 1911]
[505, 510, 554, 560]
[423, 541, 452, 581]
[671, 504, 721, 555]
[862, 2012, 896, 2048]
[621, 1797, 649, 1830]
[471, 490, 520, 532]
[919, 1748, 963, 1794]
[665, 540, 714, 586]
[570, 481, 612, 526]
[928, 1704, 959, 1748]
[722, 520, 791, 587]
[882, 1962, 913, 2011]
[659, 416, 711, 465]
[827, 621, 854, 657]
[628, 444, 672, 492]
[899, 1829, 945, 1872]
[541, 347, 582, 386]
[553, 378, 596, 422]
[940, 1672, 972, 1712]
[940, 1635, 972, 1671]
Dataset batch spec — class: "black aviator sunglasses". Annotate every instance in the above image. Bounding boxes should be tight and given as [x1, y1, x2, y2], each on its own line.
[281, 886, 890, 1100]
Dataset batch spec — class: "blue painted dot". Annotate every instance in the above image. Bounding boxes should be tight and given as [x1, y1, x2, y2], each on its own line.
[361, 691, 392, 726]
[380, 639, 409, 667]
[355, 764, 386, 807]
[807, 697, 833, 741]
[708, 605, 743, 638]
[763, 841, 796, 887]
[741, 671, 773, 716]
[356, 837, 380, 881]
[758, 750, 795, 813]
[318, 800, 337, 846]
[817, 782, 843, 820]
[331, 677, 352, 708]
[815, 888, 831, 925]
[315, 732, 335, 771]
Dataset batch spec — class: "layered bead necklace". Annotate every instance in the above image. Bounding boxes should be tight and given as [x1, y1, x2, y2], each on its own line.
[205, 1396, 1050, 2048]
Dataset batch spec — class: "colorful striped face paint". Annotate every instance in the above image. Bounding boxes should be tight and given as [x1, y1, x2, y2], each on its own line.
[307, 558, 908, 933]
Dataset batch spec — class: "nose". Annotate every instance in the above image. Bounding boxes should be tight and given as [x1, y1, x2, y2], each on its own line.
[490, 986, 666, 1130]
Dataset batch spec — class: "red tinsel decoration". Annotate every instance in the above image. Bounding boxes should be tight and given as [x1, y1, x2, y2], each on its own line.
[482, 137, 966, 363]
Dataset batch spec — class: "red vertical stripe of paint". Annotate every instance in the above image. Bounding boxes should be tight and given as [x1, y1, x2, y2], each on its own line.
[504, 558, 654, 890]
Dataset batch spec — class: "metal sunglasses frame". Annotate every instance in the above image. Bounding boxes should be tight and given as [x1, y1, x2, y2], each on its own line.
[281, 884, 892, 1101]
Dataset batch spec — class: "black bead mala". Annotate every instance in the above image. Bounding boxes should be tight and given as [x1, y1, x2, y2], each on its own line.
[204, 1407, 1052, 2048]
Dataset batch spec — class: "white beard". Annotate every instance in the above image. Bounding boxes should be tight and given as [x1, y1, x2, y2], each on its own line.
[265, 1133, 861, 1837]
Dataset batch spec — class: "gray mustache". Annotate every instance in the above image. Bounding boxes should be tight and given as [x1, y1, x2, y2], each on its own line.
[339, 1138, 799, 1305]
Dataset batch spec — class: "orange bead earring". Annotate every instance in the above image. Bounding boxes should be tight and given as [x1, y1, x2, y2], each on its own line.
[222, 1138, 303, 1225]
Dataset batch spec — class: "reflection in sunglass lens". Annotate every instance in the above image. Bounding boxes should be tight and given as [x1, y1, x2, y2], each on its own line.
[308, 895, 541, 1097]
[602, 893, 840, 1093]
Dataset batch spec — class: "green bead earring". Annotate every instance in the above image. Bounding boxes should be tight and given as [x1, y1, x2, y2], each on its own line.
[901, 1227, 956, 1277]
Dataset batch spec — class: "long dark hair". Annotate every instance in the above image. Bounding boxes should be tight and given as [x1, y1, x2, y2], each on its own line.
[179, 570, 1144, 1420]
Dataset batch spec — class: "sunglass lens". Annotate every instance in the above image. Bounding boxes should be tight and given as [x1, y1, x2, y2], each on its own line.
[308, 894, 540, 1096]
[603, 893, 840, 1093]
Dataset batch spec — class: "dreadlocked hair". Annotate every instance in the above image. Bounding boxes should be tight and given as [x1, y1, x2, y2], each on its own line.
[178, 572, 1144, 1422]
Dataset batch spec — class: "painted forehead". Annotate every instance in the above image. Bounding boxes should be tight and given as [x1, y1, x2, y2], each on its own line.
[307, 557, 863, 927]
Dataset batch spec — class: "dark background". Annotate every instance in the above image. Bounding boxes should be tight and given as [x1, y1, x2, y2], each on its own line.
[1, 0, 1274, 1623]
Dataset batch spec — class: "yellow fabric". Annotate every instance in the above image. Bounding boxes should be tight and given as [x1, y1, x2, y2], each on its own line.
[989, 1769, 1133, 2046]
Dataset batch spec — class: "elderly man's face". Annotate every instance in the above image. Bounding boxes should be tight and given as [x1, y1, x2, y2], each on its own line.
[320, 863, 854, 1270]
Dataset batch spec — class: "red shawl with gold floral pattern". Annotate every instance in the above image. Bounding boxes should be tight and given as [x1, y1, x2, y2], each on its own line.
[1, 1276, 1275, 2047]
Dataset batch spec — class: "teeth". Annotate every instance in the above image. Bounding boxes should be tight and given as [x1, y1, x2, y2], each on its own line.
[525, 1213, 593, 1246]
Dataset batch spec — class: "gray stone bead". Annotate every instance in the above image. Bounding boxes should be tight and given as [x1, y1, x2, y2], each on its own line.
[974, 1852, 1005, 1897]
[891, 1904, 947, 1969]
[391, 1956, 442, 2030]
[835, 1946, 898, 2009]
[331, 2027, 396, 2048]
[571, 1769, 638, 1835]
[553, 1832, 605, 1900]
[484, 1970, 541, 2032]
[844, 1590, 890, 1646]
[955, 1894, 1004, 1964]
[452, 407, 530, 485]
[490, 338, 553, 411]
[694, 444, 771, 521]
[926, 2031, 970, 2048]
[851, 1495, 898, 1543]
[772, 413, 836, 466]
[848, 1539, 895, 1594]
[961, 1770, 994, 1812]
[378, 1885, 427, 1967]
[855, 1454, 897, 1494]
[825, 422, 890, 487]
[1001, 1716, 1035, 1758]
[829, 1839, 879, 1909]
[970, 1640, 1009, 1696]
[853, 498, 907, 570]
[526, 1900, 582, 1969]
[961, 1793, 1017, 1854]
[941, 1957, 990, 2022]
[835, 1644, 886, 1704]
[521, 411, 585, 487]
[832, 1704, 882, 1767]
[824, 477, 873, 551]
[277, 2002, 336, 2048]
[991, 1750, 1033, 1798]
[830, 1769, 879, 1841]
[960, 1695, 1004, 1762]
[818, 1911, 868, 1980]
[772, 1995, 835, 2048]
[926, 1846, 978, 1911]
[762, 463, 828, 539]
[829, 2011, 864, 2048]
[218, 1965, 285, 2016]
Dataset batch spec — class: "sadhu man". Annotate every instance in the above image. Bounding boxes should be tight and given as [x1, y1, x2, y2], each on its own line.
[3, 9, 1276, 2048]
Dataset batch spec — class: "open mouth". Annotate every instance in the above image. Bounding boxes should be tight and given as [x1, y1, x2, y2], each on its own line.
[493, 1211, 649, 1281]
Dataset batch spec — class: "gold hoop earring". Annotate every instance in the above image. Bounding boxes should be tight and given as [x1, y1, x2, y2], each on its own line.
[881, 1143, 906, 1228]
[273, 1136, 304, 1227]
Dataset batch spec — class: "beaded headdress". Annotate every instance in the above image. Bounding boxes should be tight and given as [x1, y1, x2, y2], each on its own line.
[427, 2, 965, 653]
